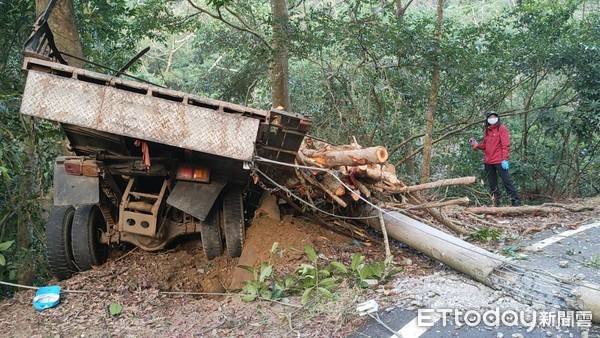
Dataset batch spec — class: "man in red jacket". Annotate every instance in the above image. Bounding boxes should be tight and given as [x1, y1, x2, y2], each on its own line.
[469, 111, 522, 206]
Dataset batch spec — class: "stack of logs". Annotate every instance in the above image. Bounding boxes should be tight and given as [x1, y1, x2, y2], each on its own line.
[285, 138, 476, 235]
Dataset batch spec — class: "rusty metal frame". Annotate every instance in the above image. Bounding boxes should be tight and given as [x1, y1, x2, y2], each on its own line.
[20, 58, 266, 161]
[119, 178, 168, 237]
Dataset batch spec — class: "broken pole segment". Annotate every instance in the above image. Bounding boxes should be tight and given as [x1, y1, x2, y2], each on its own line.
[356, 206, 600, 323]
[358, 206, 504, 286]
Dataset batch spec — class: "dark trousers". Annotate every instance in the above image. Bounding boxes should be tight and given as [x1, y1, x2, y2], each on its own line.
[484, 163, 521, 206]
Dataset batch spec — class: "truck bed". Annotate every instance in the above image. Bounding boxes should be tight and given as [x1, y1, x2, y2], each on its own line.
[20, 58, 269, 161]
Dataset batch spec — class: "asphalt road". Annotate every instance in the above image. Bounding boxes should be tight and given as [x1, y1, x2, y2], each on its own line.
[352, 218, 600, 338]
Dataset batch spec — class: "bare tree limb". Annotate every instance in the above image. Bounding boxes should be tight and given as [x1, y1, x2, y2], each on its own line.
[187, 0, 273, 51]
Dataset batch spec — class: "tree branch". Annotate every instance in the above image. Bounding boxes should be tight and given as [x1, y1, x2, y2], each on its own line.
[187, 0, 272, 51]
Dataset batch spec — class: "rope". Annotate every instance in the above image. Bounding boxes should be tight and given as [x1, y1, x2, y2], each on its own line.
[252, 156, 600, 296]
[0, 280, 301, 308]
[0, 280, 90, 293]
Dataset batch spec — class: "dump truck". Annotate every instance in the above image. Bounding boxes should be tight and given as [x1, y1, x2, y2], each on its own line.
[20, 7, 310, 280]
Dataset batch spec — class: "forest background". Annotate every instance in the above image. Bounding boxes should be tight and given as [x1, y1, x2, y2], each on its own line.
[0, 0, 598, 291]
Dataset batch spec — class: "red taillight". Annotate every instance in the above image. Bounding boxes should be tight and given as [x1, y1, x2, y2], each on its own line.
[64, 161, 82, 175]
[64, 159, 99, 177]
[176, 165, 210, 183]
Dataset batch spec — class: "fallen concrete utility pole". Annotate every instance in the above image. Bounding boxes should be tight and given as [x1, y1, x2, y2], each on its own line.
[358, 206, 600, 323]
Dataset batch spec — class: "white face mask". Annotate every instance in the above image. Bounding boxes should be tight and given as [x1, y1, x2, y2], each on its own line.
[488, 117, 498, 125]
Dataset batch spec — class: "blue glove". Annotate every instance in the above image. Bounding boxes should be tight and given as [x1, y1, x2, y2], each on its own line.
[469, 138, 478, 149]
[501, 160, 509, 170]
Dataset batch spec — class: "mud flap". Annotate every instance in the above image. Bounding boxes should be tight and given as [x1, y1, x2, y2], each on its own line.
[166, 180, 226, 221]
[53, 160, 99, 206]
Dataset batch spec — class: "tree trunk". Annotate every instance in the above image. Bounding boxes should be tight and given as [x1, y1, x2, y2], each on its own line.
[419, 0, 443, 183]
[16, 121, 36, 251]
[270, 0, 291, 111]
[403, 142, 415, 178]
[36, 0, 84, 67]
[521, 110, 528, 200]
[16, 117, 38, 285]
[21, 0, 83, 285]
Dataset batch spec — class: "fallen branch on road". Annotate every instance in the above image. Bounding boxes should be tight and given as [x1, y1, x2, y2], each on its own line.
[465, 203, 593, 216]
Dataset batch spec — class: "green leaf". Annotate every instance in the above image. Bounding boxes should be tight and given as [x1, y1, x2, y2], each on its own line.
[0, 253, 5, 266]
[387, 267, 404, 278]
[0, 166, 10, 181]
[259, 264, 272, 283]
[108, 302, 122, 316]
[304, 245, 318, 262]
[8, 269, 16, 280]
[259, 287, 273, 299]
[270, 242, 279, 254]
[358, 266, 371, 280]
[271, 286, 282, 300]
[351, 253, 364, 271]
[319, 277, 337, 287]
[238, 265, 258, 280]
[0, 240, 14, 251]
[317, 287, 333, 299]
[242, 293, 257, 302]
[244, 282, 257, 295]
[301, 288, 313, 305]
[367, 262, 384, 278]
[284, 275, 295, 287]
[317, 269, 331, 277]
[237, 265, 256, 273]
[297, 263, 315, 275]
[329, 261, 348, 274]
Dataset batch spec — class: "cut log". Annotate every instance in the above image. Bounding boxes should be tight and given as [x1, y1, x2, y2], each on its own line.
[387, 197, 470, 210]
[300, 146, 388, 167]
[349, 189, 361, 202]
[465, 206, 563, 215]
[321, 173, 345, 196]
[539, 203, 594, 212]
[296, 151, 322, 170]
[344, 166, 400, 185]
[381, 163, 396, 175]
[297, 170, 347, 208]
[354, 180, 371, 199]
[398, 176, 476, 192]
[405, 193, 466, 235]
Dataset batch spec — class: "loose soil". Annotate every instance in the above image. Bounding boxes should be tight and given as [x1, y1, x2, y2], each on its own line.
[0, 214, 433, 337]
[0, 197, 597, 337]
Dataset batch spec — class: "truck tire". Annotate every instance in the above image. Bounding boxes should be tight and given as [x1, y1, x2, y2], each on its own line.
[46, 206, 77, 280]
[201, 209, 223, 260]
[222, 187, 245, 257]
[71, 204, 108, 271]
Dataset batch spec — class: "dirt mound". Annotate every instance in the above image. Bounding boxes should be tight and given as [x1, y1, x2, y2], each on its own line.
[0, 214, 406, 337]
[230, 214, 350, 288]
